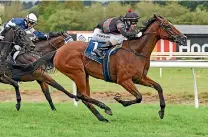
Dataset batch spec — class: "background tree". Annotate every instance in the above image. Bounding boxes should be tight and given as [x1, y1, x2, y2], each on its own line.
[1, 1, 208, 31]
[2, 1, 28, 22]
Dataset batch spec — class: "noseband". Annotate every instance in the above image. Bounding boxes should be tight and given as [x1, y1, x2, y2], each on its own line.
[157, 19, 180, 43]
[143, 18, 179, 43]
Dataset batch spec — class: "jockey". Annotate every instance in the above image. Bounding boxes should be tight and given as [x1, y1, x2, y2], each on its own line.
[0, 13, 48, 41]
[92, 9, 143, 57]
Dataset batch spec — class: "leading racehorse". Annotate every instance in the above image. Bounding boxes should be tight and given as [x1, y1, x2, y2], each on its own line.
[33, 14, 187, 122]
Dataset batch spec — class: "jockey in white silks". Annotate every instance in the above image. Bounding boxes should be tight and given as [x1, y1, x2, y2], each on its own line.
[0, 13, 48, 41]
[92, 9, 143, 58]
[0, 13, 50, 61]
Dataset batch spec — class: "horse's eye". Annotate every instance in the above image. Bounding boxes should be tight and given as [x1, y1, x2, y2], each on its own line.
[166, 25, 172, 30]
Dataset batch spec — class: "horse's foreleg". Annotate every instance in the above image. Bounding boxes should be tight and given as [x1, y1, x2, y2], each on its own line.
[37, 80, 56, 111]
[139, 76, 165, 119]
[115, 79, 142, 107]
[3, 75, 21, 111]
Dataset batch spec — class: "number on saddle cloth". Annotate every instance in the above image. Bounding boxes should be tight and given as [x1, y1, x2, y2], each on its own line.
[84, 40, 106, 64]
[85, 40, 119, 64]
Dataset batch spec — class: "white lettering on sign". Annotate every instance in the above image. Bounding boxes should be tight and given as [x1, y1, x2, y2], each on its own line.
[179, 40, 208, 52]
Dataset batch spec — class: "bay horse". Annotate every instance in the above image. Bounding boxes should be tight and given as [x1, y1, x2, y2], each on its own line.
[11, 32, 74, 111]
[0, 30, 77, 110]
[34, 14, 187, 122]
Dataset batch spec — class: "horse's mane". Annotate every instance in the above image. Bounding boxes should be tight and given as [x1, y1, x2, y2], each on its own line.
[33, 35, 63, 44]
[141, 16, 157, 32]
[141, 15, 166, 33]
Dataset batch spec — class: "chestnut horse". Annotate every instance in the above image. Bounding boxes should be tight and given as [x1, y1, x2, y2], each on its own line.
[35, 15, 187, 122]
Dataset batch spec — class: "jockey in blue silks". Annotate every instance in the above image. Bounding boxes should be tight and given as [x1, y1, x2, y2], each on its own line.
[0, 13, 48, 41]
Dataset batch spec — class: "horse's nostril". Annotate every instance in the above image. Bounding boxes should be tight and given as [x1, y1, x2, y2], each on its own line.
[181, 36, 187, 46]
[182, 36, 187, 42]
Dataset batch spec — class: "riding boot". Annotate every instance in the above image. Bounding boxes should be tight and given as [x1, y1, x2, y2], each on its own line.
[93, 41, 112, 58]
[93, 48, 103, 57]
[0, 35, 4, 41]
[100, 41, 113, 50]
[1, 27, 10, 36]
[0, 28, 7, 41]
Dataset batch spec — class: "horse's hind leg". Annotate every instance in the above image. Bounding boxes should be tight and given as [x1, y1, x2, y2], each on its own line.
[76, 76, 110, 122]
[72, 73, 110, 122]
[82, 100, 110, 122]
[139, 76, 165, 119]
[85, 74, 90, 96]
[86, 74, 112, 115]
[72, 72, 112, 116]
[3, 75, 21, 111]
[79, 76, 110, 122]
[115, 79, 142, 107]
[37, 80, 56, 111]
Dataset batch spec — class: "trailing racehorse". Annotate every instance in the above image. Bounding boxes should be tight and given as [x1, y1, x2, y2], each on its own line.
[0, 29, 77, 110]
[9, 32, 74, 111]
[32, 15, 187, 122]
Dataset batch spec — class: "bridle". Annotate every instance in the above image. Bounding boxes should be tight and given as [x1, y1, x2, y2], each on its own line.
[121, 17, 180, 58]
[156, 19, 179, 43]
[47, 35, 65, 50]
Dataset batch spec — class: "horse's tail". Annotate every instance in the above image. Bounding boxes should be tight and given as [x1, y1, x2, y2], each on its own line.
[32, 51, 56, 71]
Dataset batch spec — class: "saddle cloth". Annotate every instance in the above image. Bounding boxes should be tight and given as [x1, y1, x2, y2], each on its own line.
[85, 40, 120, 82]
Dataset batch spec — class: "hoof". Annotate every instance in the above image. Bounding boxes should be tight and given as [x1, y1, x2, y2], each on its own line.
[75, 97, 79, 102]
[16, 104, 21, 111]
[121, 102, 129, 107]
[158, 110, 164, 119]
[98, 115, 111, 122]
[114, 96, 129, 107]
[52, 108, 57, 111]
[100, 118, 111, 123]
[114, 93, 121, 98]
[114, 95, 121, 102]
[105, 109, 113, 116]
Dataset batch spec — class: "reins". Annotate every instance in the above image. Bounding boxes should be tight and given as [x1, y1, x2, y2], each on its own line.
[120, 47, 149, 58]
[120, 18, 176, 59]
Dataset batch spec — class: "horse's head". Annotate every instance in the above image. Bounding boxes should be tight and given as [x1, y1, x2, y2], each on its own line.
[6, 27, 35, 50]
[34, 31, 73, 55]
[47, 33, 65, 50]
[0, 27, 35, 60]
[152, 14, 187, 46]
[47, 32, 73, 49]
